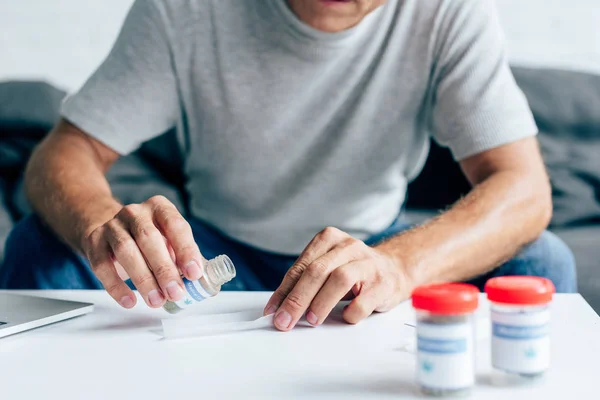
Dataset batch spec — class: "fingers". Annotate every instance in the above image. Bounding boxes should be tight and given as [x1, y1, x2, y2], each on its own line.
[306, 262, 369, 326]
[84, 196, 202, 310]
[87, 228, 136, 309]
[117, 204, 184, 302]
[265, 265, 304, 316]
[264, 226, 406, 330]
[272, 240, 363, 331]
[150, 196, 203, 281]
[265, 227, 346, 315]
[342, 291, 379, 325]
[104, 219, 165, 308]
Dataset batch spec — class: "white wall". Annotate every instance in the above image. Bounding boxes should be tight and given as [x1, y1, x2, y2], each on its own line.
[0, 0, 135, 92]
[497, 0, 600, 74]
[1, 0, 599, 92]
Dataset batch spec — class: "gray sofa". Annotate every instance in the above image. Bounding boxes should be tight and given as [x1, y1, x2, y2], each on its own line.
[1, 67, 599, 312]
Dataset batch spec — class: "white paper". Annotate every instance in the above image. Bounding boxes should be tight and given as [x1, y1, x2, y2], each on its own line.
[161, 310, 274, 339]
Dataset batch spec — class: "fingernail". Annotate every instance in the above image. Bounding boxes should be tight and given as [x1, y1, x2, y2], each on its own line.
[306, 311, 319, 325]
[119, 296, 135, 309]
[184, 260, 202, 280]
[148, 289, 165, 307]
[166, 281, 184, 301]
[274, 310, 292, 329]
[264, 305, 277, 315]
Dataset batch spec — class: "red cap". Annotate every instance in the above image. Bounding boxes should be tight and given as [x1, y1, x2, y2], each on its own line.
[485, 276, 555, 305]
[412, 283, 479, 315]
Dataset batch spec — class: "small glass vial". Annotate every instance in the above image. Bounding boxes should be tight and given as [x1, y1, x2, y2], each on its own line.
[163, 255, 236, 314]
[412, 283, 479, 397]
[485, 276, 555, 380]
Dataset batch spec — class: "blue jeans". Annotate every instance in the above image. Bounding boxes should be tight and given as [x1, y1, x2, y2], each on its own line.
[0, 215, 577, 293]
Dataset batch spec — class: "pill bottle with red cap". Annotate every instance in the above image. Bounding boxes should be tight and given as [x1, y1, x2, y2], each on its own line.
[485, 276, 555, 379]
[412, 283, 479, 397]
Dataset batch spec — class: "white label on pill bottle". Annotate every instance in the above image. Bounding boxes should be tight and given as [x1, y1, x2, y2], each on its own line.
[491, 308, 550, 374]
[417, 321, 474, 390]
[174, 278, 212, 309]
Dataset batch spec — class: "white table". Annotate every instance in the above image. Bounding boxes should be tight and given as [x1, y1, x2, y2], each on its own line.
[0, 291, 598, 399]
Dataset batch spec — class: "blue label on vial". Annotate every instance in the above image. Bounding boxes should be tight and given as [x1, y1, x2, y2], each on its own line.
[182, 278, 209, 301]
[417, 337, 467, 354]
[492, 323, 548, 340]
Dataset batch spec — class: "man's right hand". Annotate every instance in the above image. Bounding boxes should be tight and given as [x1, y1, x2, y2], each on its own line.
[82, 195, 203, 309]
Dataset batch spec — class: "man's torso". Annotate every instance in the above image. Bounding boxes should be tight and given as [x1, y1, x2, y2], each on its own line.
[162, 0, 440, 253]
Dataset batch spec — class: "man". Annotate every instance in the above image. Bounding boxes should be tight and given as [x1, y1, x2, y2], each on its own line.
[0, 0, 576, 332]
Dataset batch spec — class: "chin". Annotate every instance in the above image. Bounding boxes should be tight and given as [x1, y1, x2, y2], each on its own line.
[290, 0, 385, 32]
[318, 0, 386, 12]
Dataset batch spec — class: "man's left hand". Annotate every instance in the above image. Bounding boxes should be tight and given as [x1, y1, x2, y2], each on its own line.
[264, 227, 412, 331]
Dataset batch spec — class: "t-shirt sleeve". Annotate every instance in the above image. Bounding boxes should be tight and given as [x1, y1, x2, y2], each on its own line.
[61, 0, 178, 155]
[430, 0, 538, 161]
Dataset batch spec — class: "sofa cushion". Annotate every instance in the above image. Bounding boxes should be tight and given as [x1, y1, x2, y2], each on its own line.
[0, 81, 65, 135]
[512, 68, 600, 227]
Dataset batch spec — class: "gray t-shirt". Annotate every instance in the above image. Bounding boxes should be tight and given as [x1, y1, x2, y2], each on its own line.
[62, 0, 537, 255]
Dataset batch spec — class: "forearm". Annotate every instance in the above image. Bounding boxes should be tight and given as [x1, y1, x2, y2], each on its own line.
[25, 122, 122, 253]
[376, 169, 552, 287]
